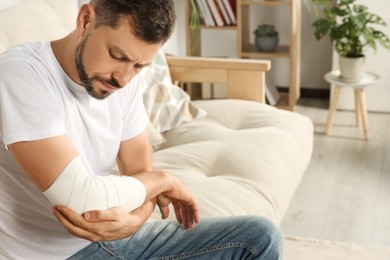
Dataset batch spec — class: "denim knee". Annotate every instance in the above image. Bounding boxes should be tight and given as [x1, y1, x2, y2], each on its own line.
[246, 216, 283, 259]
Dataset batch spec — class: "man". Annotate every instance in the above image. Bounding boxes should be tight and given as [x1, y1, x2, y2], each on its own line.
[0, 0, 283, 259]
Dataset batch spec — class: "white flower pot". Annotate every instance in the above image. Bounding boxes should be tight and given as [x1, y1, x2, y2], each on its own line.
[339, 55, 366, 83]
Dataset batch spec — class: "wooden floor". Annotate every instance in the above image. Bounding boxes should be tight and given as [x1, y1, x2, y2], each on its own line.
[281, 98, 390, 248]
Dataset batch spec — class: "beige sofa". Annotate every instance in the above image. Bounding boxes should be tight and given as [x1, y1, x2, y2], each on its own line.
[0, 0, 313, 226]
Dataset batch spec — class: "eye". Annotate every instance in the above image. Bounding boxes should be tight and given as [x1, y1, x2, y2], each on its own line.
[109, 49, 126, 61]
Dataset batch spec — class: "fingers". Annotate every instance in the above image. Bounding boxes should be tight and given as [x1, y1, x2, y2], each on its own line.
[171, 201, 199, 230]
[158, 179, 200, 229]
[182, 203, 195, 230]
[190, 199, 200, 224]
[181, 198, 199, 229]
[157, 195, 172, 219]
[181, 203, 190, 229]
[172, 201, 182, 224]
[52, 206, 98, 241]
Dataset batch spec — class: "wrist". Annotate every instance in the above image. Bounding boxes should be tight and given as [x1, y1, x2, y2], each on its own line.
[140, 199, 156, 223]
[156, 171, 175, 194]
[134, 170, 174, 201]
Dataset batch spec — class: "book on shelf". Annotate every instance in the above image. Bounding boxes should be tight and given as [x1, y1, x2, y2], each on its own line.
[222, 0, 236, 24]
[206, 0, 224, 26]
[217, 0, 231, 25]
[195, 0, 208, 26]
[197, 0, 215, 26]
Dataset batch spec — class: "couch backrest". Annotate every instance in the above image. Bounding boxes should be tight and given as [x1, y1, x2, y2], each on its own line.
[0, 0, 78, 54]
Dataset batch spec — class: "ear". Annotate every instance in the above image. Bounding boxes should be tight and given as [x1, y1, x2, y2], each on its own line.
[76, 4, 96, 37]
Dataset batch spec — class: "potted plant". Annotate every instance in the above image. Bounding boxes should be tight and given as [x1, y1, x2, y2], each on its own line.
[253, 24, 279, 52]
[305, 0, 390, 82]
[190, 0, 201, 29]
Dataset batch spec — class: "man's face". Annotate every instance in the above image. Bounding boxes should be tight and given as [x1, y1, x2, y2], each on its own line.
[75, 19, 161, 100]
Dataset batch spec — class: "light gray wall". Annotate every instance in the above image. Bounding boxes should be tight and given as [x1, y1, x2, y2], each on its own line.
[161, 1, 186, 56]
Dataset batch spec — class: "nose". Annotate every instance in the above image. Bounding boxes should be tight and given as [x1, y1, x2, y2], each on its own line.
[112, 64, 135, 87]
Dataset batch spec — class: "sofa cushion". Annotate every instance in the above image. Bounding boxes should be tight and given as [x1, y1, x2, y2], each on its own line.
[0, 0, 77, 53]
[147, 99, 313, 225]
[140, 52, 206, 132]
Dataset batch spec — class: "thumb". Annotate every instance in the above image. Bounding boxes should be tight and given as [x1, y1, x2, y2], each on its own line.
[83, 210, 104, 222]
[159, 205, 170, 219]
[83, 207, 122, 222]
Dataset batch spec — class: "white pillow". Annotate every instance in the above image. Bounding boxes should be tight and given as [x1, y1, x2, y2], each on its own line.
[141, 52, 206, 133]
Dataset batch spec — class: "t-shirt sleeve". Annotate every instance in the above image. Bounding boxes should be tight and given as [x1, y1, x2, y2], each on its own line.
[120, 75, 149, 141]
[0, 61, 65, 146]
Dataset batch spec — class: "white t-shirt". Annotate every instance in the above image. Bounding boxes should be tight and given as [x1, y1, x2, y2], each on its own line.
[0, 42, 149, 259]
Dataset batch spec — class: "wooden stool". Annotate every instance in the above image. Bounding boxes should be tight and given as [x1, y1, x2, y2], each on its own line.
[324, 70, 379, 140]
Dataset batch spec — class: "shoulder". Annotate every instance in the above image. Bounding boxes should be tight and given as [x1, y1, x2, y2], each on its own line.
[0, 42, 46, 63]
[0, 42, 49, 78]
[0, 42, 62, 103]
[0, 42, 56, 86]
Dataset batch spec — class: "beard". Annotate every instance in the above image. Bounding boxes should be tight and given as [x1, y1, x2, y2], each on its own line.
[75, 35, 121, 100]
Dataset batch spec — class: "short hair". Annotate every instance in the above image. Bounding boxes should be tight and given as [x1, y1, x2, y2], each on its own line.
[90, 0, 176, 45]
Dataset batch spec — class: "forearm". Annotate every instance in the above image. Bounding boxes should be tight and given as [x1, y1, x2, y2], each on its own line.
[139, 197, 157, 223]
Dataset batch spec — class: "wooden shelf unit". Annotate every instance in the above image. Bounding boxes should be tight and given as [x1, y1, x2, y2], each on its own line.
[185, 0, 301, 111]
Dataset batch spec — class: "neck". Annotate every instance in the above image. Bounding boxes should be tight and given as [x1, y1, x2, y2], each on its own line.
[51, 31, 81, 85]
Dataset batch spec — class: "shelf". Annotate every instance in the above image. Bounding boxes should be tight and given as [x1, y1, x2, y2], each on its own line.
[237, 0, 301, 110]
[240, 44, 290, 59]
[185, 0, 301, 110]
[195, 25, 238, 30]
[275, 93, 292, 110]
[241, 0, 291, 6]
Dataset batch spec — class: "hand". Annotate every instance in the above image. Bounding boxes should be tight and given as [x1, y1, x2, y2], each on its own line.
[52, 199, 156, 242]
[156, 176, 200, 230]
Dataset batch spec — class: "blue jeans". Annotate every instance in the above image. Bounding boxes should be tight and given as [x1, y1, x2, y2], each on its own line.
[68, 215, 283, 260]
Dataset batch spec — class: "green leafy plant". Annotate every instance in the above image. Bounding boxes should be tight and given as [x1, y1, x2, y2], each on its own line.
[305, 0, 390, 57]
[190, 0, 201, 29]
[253, 24, 278, 37]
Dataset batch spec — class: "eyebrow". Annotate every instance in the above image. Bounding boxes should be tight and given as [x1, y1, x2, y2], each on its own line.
[108, 44, 151, 67]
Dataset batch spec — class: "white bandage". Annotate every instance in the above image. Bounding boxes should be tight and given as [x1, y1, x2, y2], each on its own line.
[43, 157, 146, 214]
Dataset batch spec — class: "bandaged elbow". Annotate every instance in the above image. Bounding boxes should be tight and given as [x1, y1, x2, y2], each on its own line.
[43, 157, 146, 214]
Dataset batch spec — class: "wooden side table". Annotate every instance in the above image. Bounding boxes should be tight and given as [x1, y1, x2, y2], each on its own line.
[324, 70, 379, 140]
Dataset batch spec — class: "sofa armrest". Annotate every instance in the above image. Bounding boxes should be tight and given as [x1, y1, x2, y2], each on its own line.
[166, 56, 271, 103]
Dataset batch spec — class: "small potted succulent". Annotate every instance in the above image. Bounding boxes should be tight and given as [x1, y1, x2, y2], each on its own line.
[305, 0, 390, 82]
[253, 24, 279, 52]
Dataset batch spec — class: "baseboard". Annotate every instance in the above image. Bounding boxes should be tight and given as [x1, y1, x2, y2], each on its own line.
[277, 87, 330, 100]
